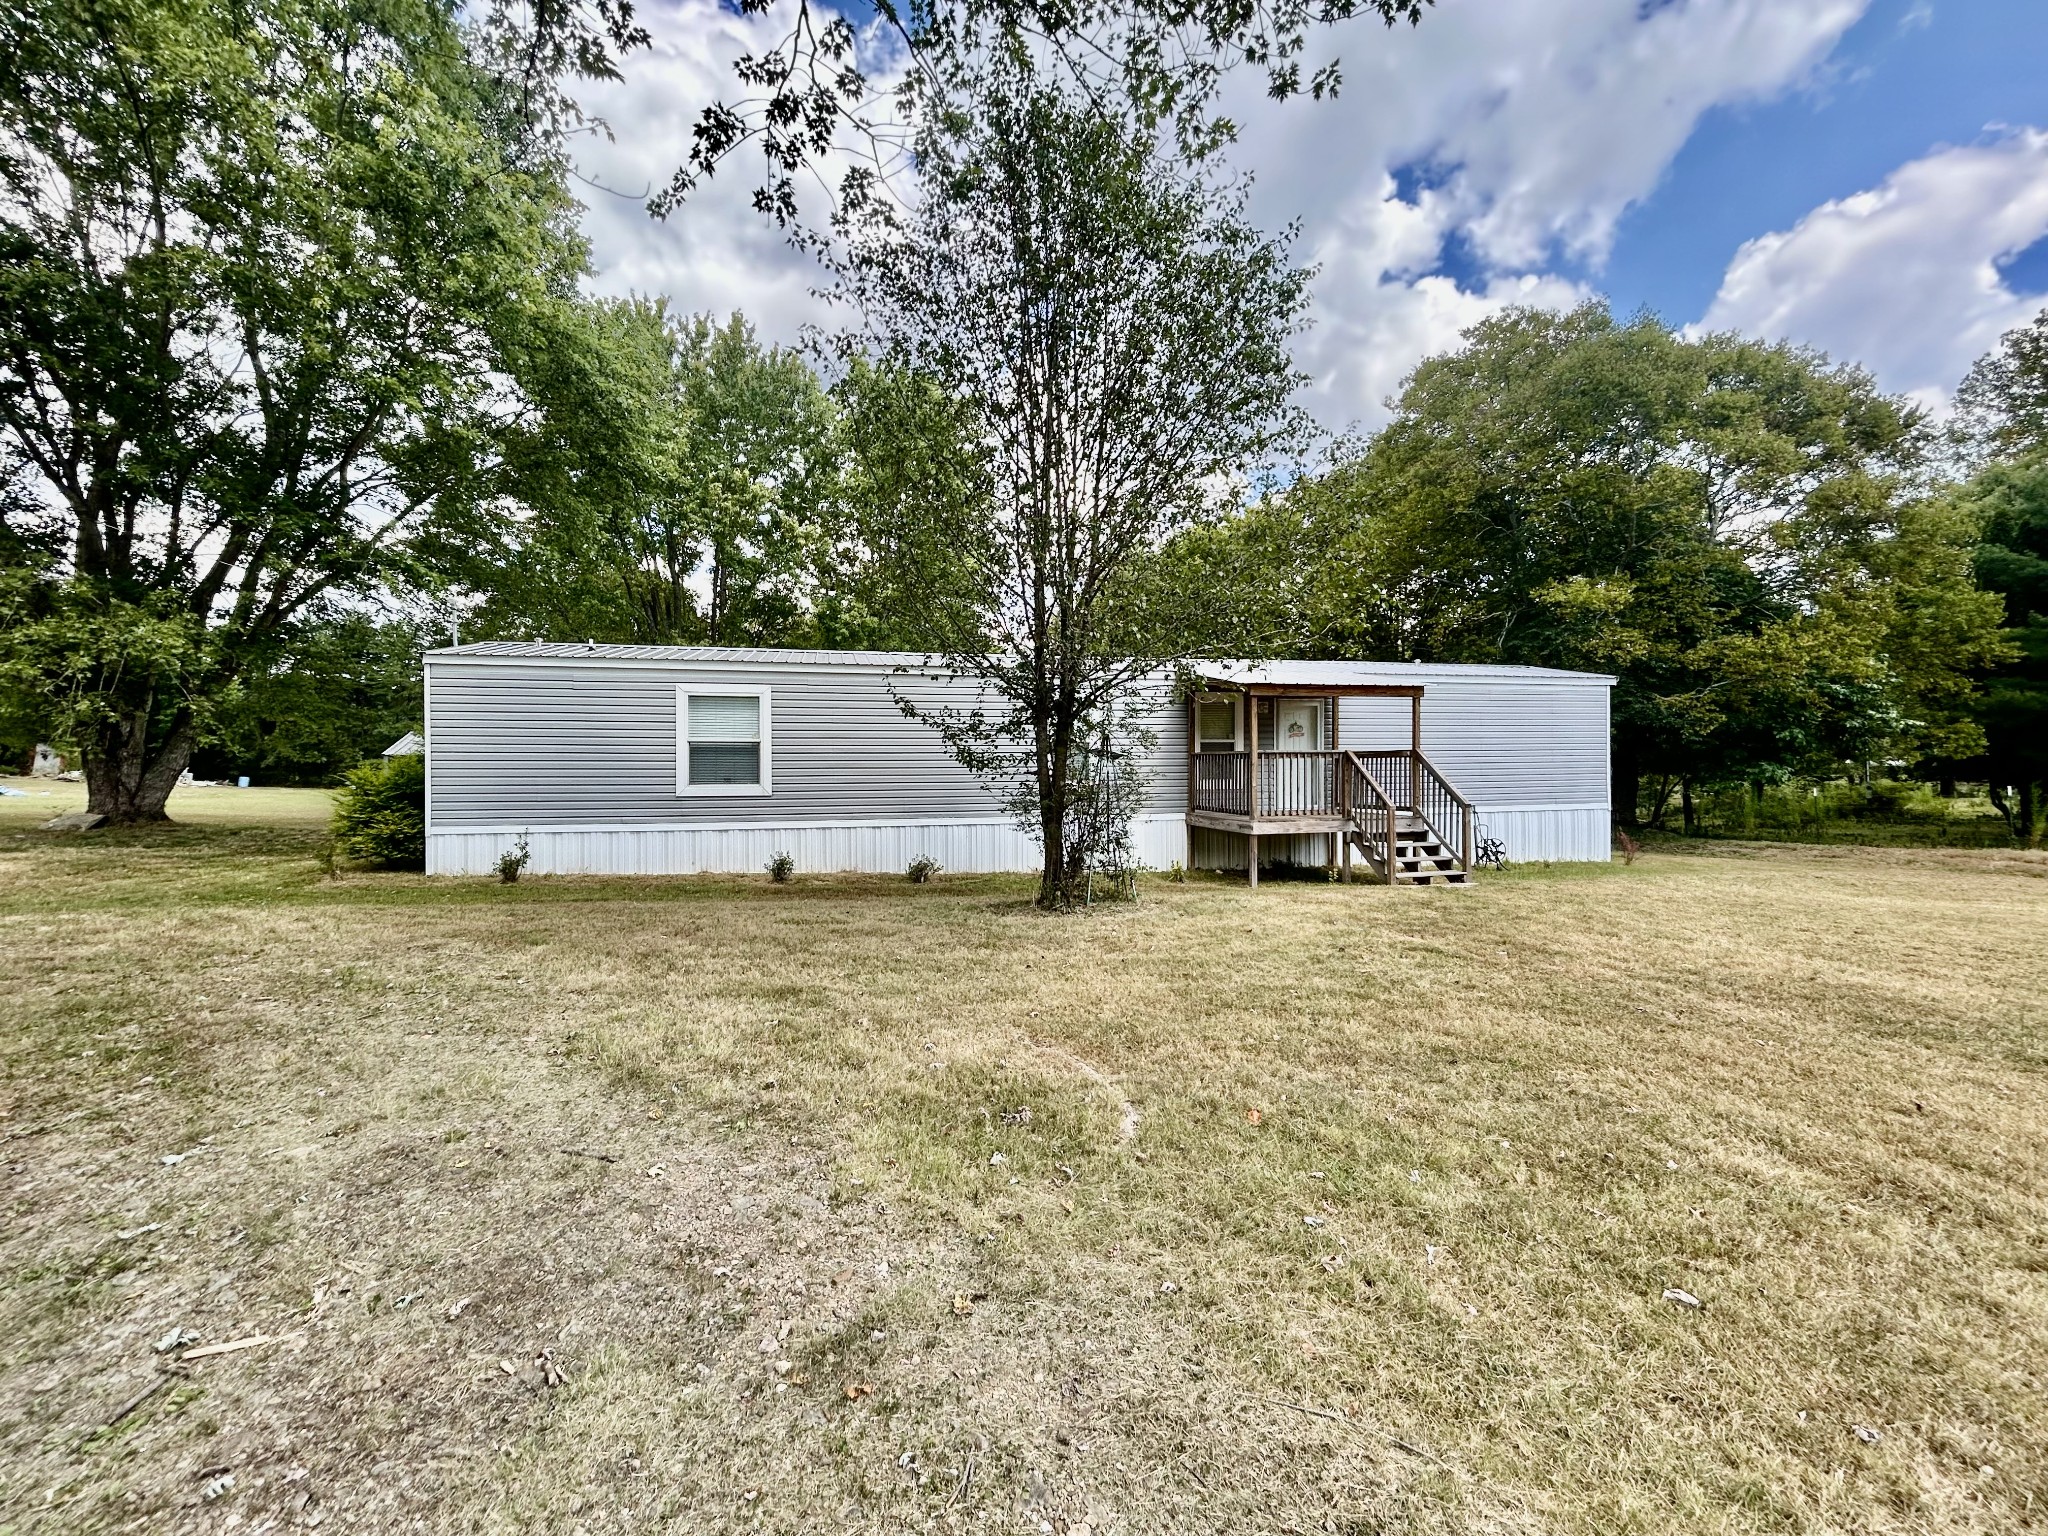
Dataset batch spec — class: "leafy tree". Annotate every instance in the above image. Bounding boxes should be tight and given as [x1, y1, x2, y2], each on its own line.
[1950, 308, 2048, 839]
[1957, 309, 2048, 460]
[0, 0, 586, 822]
[425, 301, 842, 647]
[812, 356, 991, 650]
[836, 68, 1310, 907]
[656, 0, 1432, 224]
[1955, 454, 2048, 839]
[198, 613, 442, 786]
[1185, 305, 2005, 827]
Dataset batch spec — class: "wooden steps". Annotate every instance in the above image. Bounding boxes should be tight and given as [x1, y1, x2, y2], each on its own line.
[1350, 813, 1473, 886]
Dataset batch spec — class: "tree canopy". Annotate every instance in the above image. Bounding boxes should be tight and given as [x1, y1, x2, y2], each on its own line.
[1169, 304, 2007, 825]
[1948, 312, 2048, 838]
[0, 0, 587, 821]
[419, 302, 843, 648]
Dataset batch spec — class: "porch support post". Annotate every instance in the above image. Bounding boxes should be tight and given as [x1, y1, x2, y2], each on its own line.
[1245, 687, 1259, 890]
[1410, 690, 1422, 811]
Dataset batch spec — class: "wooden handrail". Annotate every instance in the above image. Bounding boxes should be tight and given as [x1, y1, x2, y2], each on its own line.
[1413, 750, 1473, 811]
[1342, 751, 1399, 885]
[1411, 750, 1473, 872]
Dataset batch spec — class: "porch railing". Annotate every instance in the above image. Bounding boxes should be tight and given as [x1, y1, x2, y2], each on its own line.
[1191, 750, 1348, 817]
[1259, 751, 1341, 817]
[1192, 746, 1469, 875]
[1350, 750, 1412, 809]
[1191, 751, 1251, 815]
[1414, 750, 1475, 873]
[1343, 751, 1399, 884]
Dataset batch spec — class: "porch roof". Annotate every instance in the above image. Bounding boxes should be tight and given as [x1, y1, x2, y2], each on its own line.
[1196, 658, 1613, 696]
[1195, 660, 1422, 697]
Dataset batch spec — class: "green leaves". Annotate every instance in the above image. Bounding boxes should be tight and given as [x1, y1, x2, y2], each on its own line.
[426, 300, 845, 648]
[1189, 302, 2004, 800]
[0, 0, 582, 817]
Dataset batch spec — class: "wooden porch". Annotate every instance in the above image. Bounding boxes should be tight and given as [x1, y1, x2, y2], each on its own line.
[1186, 676, 1476, 888]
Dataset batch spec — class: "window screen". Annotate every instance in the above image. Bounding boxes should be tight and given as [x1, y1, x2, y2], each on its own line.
[687, 694, 761, 786]
[1197, 698, 1237, 752]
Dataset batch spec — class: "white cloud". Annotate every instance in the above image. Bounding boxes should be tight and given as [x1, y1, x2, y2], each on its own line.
[567, 0, 1874, 429]
[1228, 0, 1871, 428]
[567, 0, 904, 347]
[1698, 130, 2048, 411]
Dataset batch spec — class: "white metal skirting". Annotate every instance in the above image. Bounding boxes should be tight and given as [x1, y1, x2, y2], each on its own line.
[1190, 804, 1612, 870]
[1471, 805, 1612, 863]
[426, 815, 1190, 877]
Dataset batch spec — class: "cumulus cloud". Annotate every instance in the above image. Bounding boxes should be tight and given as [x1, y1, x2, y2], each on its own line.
[565, 0, 1875, 428]
[1698, 130, 2048, 412]
[1229, 0, 1870, 427]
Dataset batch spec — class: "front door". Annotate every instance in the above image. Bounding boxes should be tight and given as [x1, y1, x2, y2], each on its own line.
[1269, 699, 1327, 814]
[1275, 699, 1321, 752]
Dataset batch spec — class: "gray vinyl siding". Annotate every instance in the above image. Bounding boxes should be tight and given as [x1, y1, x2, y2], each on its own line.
[426, 646, 1603, 837]
[428, 654, 1187, 829]
[1340, 676, 1609, 807]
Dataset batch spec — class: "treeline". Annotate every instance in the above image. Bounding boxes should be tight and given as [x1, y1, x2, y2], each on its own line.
[1161, 303, 2048, 839]
[1, 0, 2041, 844]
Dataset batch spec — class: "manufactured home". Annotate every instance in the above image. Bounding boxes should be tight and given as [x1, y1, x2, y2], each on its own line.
[423, 643, 1614, 881]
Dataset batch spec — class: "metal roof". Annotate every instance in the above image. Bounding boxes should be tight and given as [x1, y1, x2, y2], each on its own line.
[1195, 659, 1615, 687]
[428, 641, 942, 667]
[428, 642, 1613, 685]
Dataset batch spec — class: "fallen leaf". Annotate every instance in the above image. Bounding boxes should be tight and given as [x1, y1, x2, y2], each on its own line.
[952, 1293, 975, 1316]
[1245, 1108, 1263, 1126]
[1662, 1287, 1703, 1310]
[843, 1382, 874, 1400]
[1853, 1424, 1883, 1445]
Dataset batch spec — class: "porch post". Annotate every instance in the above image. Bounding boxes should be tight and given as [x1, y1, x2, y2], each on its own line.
[1410, 689, 1422, 810]
[1245, 687, 1259, 889]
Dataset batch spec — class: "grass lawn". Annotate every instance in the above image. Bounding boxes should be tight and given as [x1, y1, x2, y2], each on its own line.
[1, 796, 2043, 1534]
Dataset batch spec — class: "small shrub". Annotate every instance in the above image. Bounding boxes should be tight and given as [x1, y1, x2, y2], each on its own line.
[315, 837, 341, 881]
[906, 854, 942, 884]
[330, 754, 426, 870]
[1165, 860, 1187, 884]
[765, 850, 795, 883]
[496, 833, 531, 884]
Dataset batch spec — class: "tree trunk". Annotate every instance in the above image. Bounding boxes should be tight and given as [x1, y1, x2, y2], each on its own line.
[1938, 776, 1957, 798]
[1646, 775, 1674, 828]
[1680, 778, 1697, 836]
[1038, 793, 1068, 909]
[1613, 737, 1641, 829]
[2024, 779, 2039, 846]
[82, 708, 195, 825]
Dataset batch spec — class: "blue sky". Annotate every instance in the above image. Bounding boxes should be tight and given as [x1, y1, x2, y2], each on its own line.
[573, 0, 2048, 429]
[1599, 0, 2048, 322]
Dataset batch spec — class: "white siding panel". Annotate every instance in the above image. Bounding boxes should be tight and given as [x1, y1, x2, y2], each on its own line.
[429, 814, 1188, 877]
[1189, 809, 1608, 870]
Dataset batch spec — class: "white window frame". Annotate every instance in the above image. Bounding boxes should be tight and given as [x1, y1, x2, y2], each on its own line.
[1194, 692, 1242, 753]
[676, 685, 773, 796]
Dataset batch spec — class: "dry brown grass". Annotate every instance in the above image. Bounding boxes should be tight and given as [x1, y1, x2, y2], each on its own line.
[0, 808, 2042, 1535]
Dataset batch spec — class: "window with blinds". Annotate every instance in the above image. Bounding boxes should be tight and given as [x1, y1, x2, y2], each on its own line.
[677, 688, 771, 794]
[1195, 695, 1239, 753]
